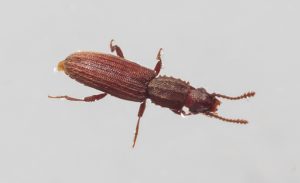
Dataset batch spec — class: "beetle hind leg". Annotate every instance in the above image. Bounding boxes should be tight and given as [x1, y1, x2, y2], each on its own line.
[132, 100, 146, 148]
[48, 93, 107, 102]
[110, 39, 124, 58]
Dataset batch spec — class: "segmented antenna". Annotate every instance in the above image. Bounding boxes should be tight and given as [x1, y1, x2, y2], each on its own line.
[205, 112, 248, 124]
[212, 91, 255, 100]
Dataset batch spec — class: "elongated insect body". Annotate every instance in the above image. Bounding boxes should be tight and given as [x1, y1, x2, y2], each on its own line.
[49, 40, 255, 147]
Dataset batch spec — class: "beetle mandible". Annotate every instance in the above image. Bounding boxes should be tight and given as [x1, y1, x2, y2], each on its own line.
[49, 40, 255, 147]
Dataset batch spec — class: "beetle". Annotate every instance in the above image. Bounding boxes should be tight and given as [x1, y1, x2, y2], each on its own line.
[49, 40, 255, 147]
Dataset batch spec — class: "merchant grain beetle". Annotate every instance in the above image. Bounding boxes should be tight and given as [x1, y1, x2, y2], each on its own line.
[49, 40, 255, 147]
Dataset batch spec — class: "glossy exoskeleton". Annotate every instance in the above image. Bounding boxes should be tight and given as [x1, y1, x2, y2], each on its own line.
[49, 40, 255, 147]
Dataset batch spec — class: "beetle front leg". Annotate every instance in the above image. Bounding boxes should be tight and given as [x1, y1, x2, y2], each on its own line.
[132, 100, 146, 148]
[154, 48, 163, 76]
[48, 93, 107, 102]
[110, 39, 124, 58]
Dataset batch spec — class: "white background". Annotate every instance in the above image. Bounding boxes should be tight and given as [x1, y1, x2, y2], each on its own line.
[0, 0, 299, 182]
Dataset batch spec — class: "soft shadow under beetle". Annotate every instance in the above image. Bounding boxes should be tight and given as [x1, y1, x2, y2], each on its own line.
[49, 40, 255, 147]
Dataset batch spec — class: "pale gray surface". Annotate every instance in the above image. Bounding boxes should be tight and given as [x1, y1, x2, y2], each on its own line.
[0, 0, 299, 182]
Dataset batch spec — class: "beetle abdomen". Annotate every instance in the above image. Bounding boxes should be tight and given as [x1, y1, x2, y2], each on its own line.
[147, 76, 193, 110]
[62, 52, 156, 102]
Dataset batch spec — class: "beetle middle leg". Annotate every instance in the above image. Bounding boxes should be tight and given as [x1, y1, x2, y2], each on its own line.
[48, 93, 107, 102]
[110, 39, 124, 58]
[132, 100, 146, 148]
[154, 48, 163, 76]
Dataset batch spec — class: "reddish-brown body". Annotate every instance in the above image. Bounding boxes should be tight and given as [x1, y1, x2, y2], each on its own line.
[63, 52, 156, 102]
[49, 40, 255, 148]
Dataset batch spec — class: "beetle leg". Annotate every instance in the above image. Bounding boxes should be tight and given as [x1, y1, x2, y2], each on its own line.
[110, 39, 124, 58]
[48, 93, 107, 102]
[154, 48, 163, 76]
[132, 100, 146, 148]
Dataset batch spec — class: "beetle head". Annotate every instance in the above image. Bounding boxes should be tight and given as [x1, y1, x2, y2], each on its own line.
[184, 89, 255, 124]
[185, 88, 220, 114]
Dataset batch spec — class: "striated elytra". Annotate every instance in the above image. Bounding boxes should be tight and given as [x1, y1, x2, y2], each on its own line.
[49, 40, 255, 147]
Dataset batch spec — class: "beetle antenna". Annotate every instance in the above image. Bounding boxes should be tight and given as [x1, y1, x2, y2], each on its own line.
[204, 112, 248, 124]
[212, 91, 255, 100]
